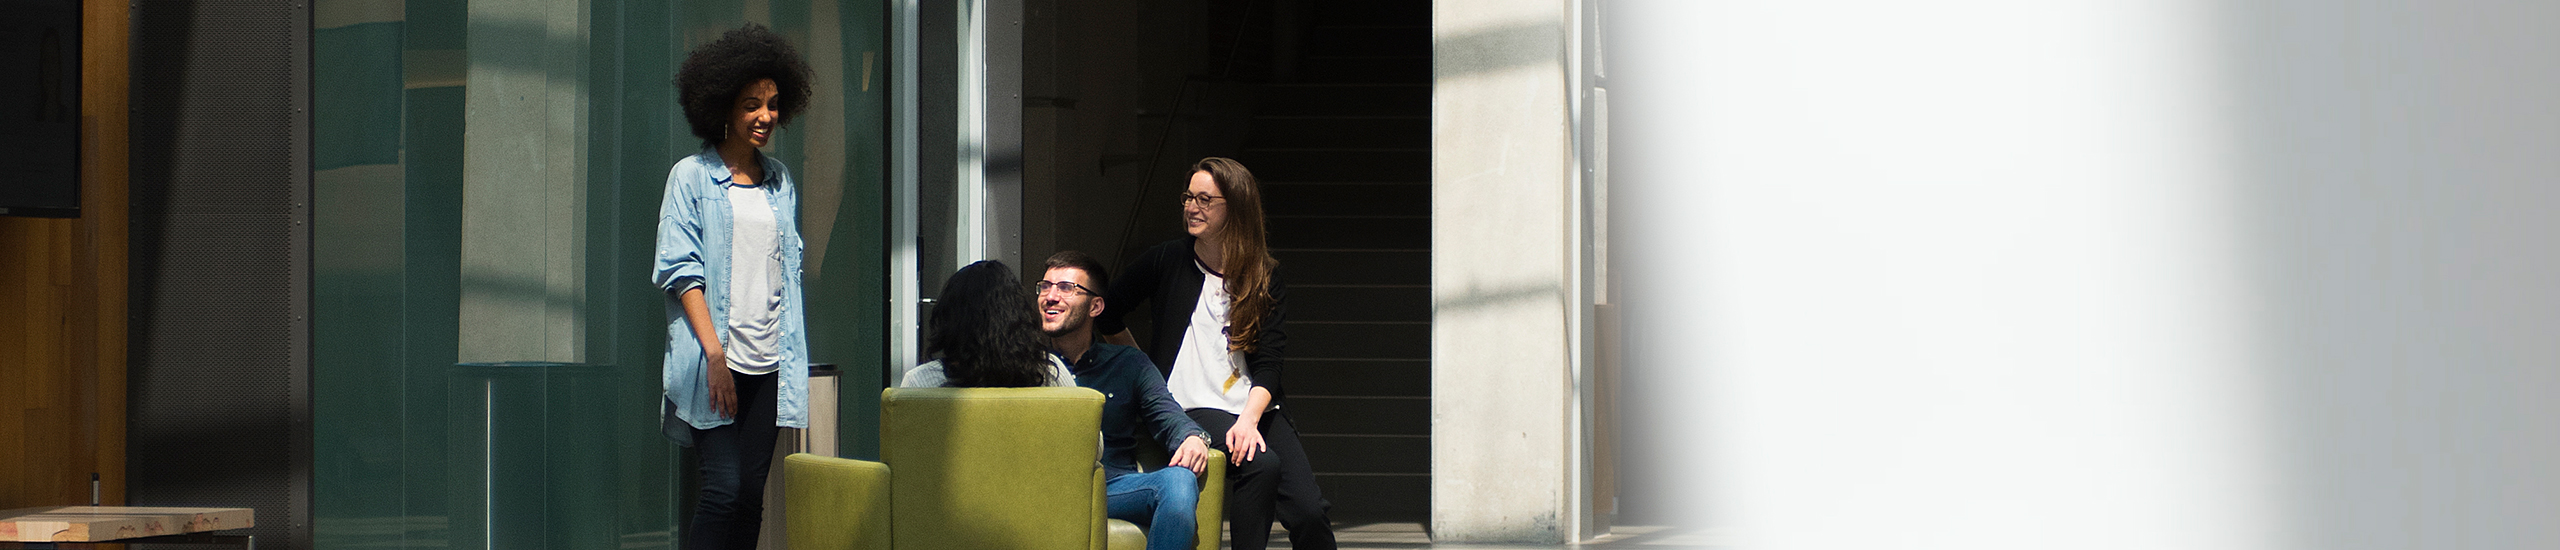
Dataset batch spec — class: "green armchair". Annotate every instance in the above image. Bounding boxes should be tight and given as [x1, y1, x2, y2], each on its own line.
[785, 386, 1226, 550]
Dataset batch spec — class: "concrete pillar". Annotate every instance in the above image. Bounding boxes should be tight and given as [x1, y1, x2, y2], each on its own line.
[458, 0, 590, 363]
[1431, 0, 1598, 542]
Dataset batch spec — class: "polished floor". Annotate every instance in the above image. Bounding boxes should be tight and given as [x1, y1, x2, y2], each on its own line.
[320, 518, 1717, 549]
[1245, 523, 1721, 549]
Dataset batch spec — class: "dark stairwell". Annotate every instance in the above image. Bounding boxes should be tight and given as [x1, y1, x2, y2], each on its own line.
[1246, 0, 1433, 524]
[1023, 0, 1435, 527]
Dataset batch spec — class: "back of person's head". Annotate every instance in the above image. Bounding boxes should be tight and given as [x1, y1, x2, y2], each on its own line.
[1043, 250, 1111, 291]
[926, 260, 1055, 387]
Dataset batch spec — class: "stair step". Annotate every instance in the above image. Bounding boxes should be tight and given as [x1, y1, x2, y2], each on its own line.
[1306, 26, 1430, 57]
[1257, 84, 1429, 116]
[1246, 116, 1429, 149]
[1290, 359, 1429, 397]
[1268, 216, 1429, 249]
[1242, 150, 1429, 182]
[1288, 396, 1429, 435]
[1309, 0, 1430, 28]
[1290, 285, 1429, 323]
[1300, 56, 1430, 84]
[1314, 474, 1430, 520]
[1272, 249, 1427, 286]
[1287, 322, 1429, 360]
[1264, 182, 1429, 217]
[1301, 434, 1429, 474]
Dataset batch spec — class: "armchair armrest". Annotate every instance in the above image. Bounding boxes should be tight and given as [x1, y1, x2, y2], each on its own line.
[786, 453, 892, 550]
[1193, 449, 1226, 550]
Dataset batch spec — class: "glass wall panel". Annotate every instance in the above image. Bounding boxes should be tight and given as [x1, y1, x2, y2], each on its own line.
[314, 0, 889, 547]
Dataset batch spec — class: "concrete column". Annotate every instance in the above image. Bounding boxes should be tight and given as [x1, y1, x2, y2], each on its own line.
[1431, 0, 1596, 542]
[458, 0, 590, 363]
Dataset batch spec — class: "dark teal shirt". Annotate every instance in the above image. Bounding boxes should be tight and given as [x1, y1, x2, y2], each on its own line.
[1063, 343, 1208, 478]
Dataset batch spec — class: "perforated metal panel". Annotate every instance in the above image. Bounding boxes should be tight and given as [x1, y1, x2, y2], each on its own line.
[126, 1, 311, 548]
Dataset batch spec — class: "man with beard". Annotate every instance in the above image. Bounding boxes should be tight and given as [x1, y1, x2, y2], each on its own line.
[1039, 250, 1213, 550]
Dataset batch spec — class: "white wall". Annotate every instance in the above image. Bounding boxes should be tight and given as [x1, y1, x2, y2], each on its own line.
[1610, 0, 2560, 548]
[1431, 0, 1586, 542]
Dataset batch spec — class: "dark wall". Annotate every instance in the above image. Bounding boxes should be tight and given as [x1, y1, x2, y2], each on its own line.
[1020, 0, 1262, 277]
[127, 0, 311, 547]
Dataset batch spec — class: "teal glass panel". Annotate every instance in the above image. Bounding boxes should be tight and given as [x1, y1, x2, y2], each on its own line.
[313, 22, 403, 169]
[814, 0, 892, 461]
[315, 0, 892, 547]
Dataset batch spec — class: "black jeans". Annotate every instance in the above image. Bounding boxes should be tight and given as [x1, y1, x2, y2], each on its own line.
[686, 370, 779, 550]
[1188, 407, 1335, 550]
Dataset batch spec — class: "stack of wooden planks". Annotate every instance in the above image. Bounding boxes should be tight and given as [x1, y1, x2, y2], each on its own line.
[0, 506, 253, 542]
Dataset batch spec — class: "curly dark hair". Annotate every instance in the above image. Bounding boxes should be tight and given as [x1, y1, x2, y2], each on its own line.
[926, 260, 1057, 388]
[675, 23, 815, 150]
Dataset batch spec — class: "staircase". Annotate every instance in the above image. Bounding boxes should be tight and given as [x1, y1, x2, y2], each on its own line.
[1243, 0, 1432, 523]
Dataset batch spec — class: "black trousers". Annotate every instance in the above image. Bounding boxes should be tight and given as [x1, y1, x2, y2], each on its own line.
[686, 371, 779, 550]
[1187, 407, 1335, 550]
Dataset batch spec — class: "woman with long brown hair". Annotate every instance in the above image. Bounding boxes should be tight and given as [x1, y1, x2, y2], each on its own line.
[1098, 157, 1335, 550]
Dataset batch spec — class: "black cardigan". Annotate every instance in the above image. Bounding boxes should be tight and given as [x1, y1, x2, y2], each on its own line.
[1096, 236, 1289, 404]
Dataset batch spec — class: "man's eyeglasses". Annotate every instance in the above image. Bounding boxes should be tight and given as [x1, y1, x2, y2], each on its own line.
[1179, 192, 1224, 207]
[1033, 280, 1096, 296]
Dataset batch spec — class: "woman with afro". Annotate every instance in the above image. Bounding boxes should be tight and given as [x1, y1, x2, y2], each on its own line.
[650, 23, 817, 550]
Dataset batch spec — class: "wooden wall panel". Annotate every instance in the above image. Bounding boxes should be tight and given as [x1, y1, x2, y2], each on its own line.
[0, 0, 128, 511]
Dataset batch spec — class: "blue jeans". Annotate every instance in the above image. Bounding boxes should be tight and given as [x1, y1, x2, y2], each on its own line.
[686, 371, 779, 550]
[1106, 467, 1201, 550]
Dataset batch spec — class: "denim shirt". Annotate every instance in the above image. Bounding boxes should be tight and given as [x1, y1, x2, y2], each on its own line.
[656, 148, 809, 430]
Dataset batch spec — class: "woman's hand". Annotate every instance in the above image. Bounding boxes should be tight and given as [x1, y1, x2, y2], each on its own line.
[705, 346, 735, 419]
[679, 287, 735, 419]
[1100, 329, 1138, 348]
[1227, 386, 1276, 465]
[1225, 418, 1267, 465]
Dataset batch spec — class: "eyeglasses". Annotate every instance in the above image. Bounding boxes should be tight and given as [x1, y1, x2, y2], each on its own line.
[1179, 192, 1225, 207]
[1033, 280, 1096, 297]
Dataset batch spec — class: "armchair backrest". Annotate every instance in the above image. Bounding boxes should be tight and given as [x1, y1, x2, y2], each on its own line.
[880, 386, 1104, 550]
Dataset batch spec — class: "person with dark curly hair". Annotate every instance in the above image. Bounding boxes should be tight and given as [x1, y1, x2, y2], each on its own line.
[650, 23, 817, 550]
[900, 260, 1074, 388]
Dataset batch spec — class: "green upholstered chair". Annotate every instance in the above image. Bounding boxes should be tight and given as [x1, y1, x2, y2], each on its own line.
[785, 453, 892, 550]
[784, 386, 1226, 550]
[1130, 432, 1229, 550]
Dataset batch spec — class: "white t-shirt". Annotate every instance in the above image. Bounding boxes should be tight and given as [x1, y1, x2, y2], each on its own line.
[725, 183, 787, 374]
[1167, 259, 1254, 414]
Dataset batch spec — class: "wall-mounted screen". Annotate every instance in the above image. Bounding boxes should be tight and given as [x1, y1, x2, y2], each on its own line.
[0, 0, 82, 218]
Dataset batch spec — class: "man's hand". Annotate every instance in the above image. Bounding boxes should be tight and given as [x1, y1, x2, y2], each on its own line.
[1225, 419, 1267, 465]
[1171, 434, 1211, 473]
[705, 348, 736, 419]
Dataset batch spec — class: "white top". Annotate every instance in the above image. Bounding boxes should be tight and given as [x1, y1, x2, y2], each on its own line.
[898, 355, 1077, 388]
[725, 183, 787, 374]
[1167, 259, 1254, 414]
